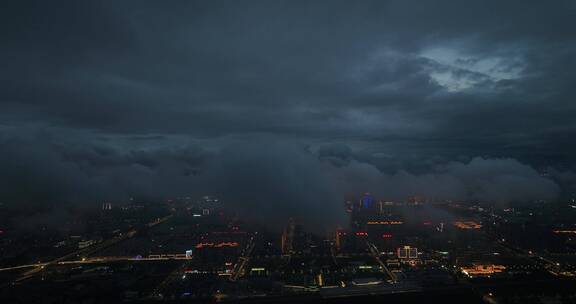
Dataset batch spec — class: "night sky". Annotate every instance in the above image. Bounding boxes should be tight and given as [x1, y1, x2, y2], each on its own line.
[1, 1, 576, 227]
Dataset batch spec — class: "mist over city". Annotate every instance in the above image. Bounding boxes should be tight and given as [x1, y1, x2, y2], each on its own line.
[1, 1, 576, 303]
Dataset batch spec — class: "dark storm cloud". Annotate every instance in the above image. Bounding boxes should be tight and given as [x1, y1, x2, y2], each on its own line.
[0, 129, 563, 231]
[1, 1, 576, 227]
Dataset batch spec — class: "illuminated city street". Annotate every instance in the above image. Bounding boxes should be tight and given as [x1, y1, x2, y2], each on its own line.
[2, 1, 576, 303]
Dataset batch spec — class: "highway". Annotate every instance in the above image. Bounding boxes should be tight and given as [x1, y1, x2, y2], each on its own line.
[7, 215, 173, 284]
[230, 234, 255, 281]
[366, 241, 397, 282]
[0, 255, 192, 273]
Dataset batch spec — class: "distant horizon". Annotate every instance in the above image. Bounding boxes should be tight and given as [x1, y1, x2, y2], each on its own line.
[1, 1, 576, 303]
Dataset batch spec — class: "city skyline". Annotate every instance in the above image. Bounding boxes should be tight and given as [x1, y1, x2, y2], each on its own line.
[1, 1, 576, 303]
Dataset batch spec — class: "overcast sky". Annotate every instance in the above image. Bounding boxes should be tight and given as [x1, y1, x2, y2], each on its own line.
[1, 1, 575, 227]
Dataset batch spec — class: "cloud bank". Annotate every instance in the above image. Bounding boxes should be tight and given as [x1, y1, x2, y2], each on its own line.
[0, 129, 563, 230]
[1, 1, 575, 230]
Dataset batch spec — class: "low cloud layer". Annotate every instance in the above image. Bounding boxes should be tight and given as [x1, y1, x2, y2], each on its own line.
[0, 128, 564, 230]
[1, 1, 575, 231]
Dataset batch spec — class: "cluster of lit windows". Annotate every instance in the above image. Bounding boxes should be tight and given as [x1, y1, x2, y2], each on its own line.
[453, 221, 482, 229]
[366, 221, 403, 225]
[195, 242, 239, 249]
[552, 230, 576, 234]
[460, 264, 506, 277]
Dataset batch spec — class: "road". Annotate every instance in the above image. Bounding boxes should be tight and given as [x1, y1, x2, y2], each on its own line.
[7, 215, 172, 284]
[0, 254, 192, 272]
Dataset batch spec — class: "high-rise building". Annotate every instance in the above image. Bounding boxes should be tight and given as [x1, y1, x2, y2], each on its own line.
[281, 218, 295, 255]
[291, 223, 310, 254]
[350, 193, 376, 230]
[335, 229, 344, 252]
[397, 245, 418, 259]
[360, 193, 375, 209]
